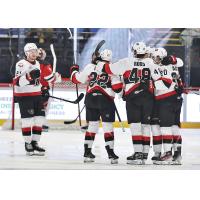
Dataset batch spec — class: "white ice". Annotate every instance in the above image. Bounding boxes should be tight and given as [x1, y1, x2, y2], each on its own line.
[0, 128, 200, 170]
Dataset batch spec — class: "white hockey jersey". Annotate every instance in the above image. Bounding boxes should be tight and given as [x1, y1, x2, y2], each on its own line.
[154, 58, 184, 100]
[14, 59, 41, 97]
[71, 61, 123, 99]
[99, 57, 162, 97]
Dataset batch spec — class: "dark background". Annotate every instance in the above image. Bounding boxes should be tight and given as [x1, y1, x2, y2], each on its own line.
[0, 28, 199, 87]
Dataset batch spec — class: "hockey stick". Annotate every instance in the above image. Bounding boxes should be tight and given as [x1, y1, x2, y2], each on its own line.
[50, 44, 57, 96]
[67, 28, 73, 39]
[50, 44, 57, 74]
[93, 40, 125, 132]
[68, 28, 82, 126]
[64, 40, 106, 125]
[94, 40, 105, 55]
[46, 93, 84, 104]
[114, 104, 125, 132]
[64, 105, 86, 124]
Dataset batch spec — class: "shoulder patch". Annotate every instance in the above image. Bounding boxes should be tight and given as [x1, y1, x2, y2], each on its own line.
[18, 63, 23, 67]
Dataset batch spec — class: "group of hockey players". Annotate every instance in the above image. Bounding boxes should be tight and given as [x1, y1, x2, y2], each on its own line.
[71, 41, 184, 165]
[14, 41, 184, 166]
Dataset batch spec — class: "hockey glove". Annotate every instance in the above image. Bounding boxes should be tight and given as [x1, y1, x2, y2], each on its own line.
[29, 68, 41, 80]
[161, 55, 177, 65]
[38, 48, 47, 60]
[41, 86, 50, 97]
[70, 65, 79, 75]
[91, 52, 101, 64]
[174, 85, 184, 96]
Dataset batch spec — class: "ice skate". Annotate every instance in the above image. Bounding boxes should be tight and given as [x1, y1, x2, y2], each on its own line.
[151, 152, 161, 164]
[25, 142, 34, 156]
[31, 141, 45, 156]
[171, 147, 182, 165]
[142, 153, 148, 164]
[84, 144, 95, 163]
[105, 146, 119, 164]
[127, 152, 143, 165]
[154, 151, 172, 165]
[84, 151, 95, 163]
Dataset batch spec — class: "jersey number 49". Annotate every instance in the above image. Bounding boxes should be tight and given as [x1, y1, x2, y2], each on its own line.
[128, 68, 150, 83]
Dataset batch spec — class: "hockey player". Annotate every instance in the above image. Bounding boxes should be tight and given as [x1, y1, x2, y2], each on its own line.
[98, 42, 163, 165]
[14, 43, 46, 156]
[70, 49, 123, 164]
[37, 48, 61, 132]
[80, 52, 100, 132]
[150, 48, 168, 163]
[151, 48, 184, 165]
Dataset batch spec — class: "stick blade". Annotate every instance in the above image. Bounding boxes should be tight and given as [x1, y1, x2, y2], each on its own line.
[64, 119, 77, 124]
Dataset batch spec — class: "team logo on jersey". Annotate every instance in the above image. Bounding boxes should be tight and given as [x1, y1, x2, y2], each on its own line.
[18, 63, 23, 67]
[134, 89, 143, 94]
[27, 109, 34, 115]
[172, 66, 178, 71]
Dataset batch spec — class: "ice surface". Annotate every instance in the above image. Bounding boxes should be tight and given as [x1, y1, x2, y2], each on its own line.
[0, 128, 200, 170]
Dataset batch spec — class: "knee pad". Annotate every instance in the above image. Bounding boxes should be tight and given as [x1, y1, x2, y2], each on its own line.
[21, 117, 33, 128]
[171, 125, 180, 135]
[88, 121, 99, 133]
[160, 127, 172, 135]
[130, 123, 142, 135]
[34, 116, 44, 127]
[151, 125, 161, 136]
[102, 122, 113, 133]
[142, 124, 151, 137]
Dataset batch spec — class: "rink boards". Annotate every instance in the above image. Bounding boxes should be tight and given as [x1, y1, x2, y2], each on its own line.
[0, 86, 200, 128]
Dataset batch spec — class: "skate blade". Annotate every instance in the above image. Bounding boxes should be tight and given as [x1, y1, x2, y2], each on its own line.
[110, 159, 118, 164]
[84, 158, 95, 163]
[26, 152, 34, 156]
[127, 160, 143, 165]
[158, 160, 173, 165]
[171, 161, 182, 165]
[33, 151, 45, 156]
[153, 161, 162, 165]
[42, 129, 49, 132]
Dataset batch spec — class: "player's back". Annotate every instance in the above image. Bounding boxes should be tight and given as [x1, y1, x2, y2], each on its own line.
[121, 57, 154, 97]
[86, 61, 115, 99]
[154, 63, 179, 100]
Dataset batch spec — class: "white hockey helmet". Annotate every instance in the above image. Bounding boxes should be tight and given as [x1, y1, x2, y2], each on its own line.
[152, 47, 167, 60]
[24, 43, 38, 55]
[146, 46, 155, 54]
[100, 49, 112, 62]
[132, 42, 146, 55]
